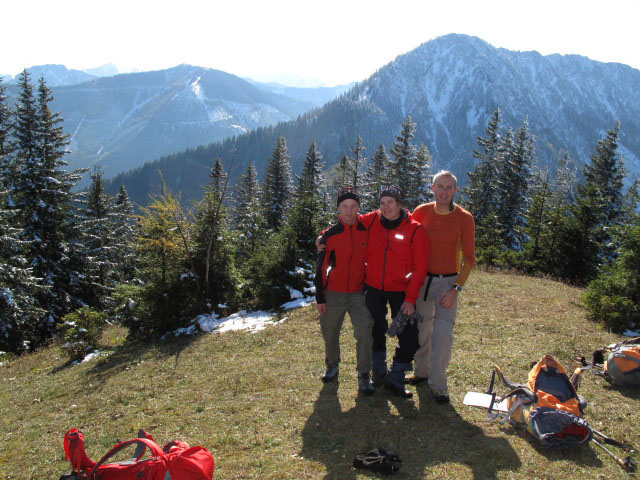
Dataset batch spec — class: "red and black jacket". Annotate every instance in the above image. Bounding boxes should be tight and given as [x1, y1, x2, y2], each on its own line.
[314, 216, 369, 304]
[363, 210, 429, 304]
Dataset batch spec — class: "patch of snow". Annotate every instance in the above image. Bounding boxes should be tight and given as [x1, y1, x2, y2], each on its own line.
[81, 351, 100, 363]
[623, 330, 640, 337]
[190, 77, 204, 99]
[231, 124, 248, 134]
[281, 296, 314, 310]
[288, 288, 304, 299]
[217, 303, 228, 309]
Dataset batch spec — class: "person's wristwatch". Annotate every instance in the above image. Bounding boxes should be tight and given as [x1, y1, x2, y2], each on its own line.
[452, 284, 462, 293]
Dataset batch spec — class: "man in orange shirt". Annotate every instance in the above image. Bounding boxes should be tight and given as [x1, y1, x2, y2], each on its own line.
[410, 171, 475, 403]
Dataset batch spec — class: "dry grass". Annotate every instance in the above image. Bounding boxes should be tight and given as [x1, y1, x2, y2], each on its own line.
[1, 270, 638, 479]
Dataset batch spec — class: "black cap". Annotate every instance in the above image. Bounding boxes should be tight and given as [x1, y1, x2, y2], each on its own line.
[337, 186, 360, 207]
[379, 185, 403, 204]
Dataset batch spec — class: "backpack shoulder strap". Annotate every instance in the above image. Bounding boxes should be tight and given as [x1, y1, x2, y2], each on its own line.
[88, 438, 165, 479]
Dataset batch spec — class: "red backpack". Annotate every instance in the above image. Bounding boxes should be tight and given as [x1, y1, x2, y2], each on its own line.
[61, 428, 214, 480]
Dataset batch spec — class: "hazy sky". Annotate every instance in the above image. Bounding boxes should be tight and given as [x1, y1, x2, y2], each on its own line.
[3, 0, 639, 86]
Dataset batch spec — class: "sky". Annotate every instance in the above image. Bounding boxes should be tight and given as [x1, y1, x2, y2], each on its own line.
[3, 0, 640, 87]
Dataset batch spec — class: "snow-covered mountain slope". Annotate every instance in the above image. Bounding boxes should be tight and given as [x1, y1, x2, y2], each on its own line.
[109, 34, 640, 207]
[5, 64, 319, 182]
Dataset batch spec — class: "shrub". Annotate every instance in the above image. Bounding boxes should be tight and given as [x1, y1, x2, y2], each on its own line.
[582, 224, 640, 332]
[57, 307, 107, 361]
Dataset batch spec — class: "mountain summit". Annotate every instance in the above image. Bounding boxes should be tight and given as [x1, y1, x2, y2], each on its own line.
[108, 34, 640, 206]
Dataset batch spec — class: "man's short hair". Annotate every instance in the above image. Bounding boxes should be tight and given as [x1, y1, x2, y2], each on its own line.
[432, 170, 458, 189]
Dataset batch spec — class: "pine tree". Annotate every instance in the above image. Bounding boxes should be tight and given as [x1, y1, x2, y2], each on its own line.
[345, 136, 366, 189]
[520, 169, 552, 271]
[0, 191, 45, 353]
[463, 109, 502, 223]
[262, 136, 292, 231]
[11, 73, 83, 345]
[388, 116, 417, 203]
[288, 141, 328, 260]
[0, 77, 14, 187]
[81, 166, 117, 309]
[233, 160, 264, 256]
[193, 158, 236, 308]
[411, 143, 433, 207]
[111, 185, 137, 283]
[0, 81, 45, 352]
[556, 123, 626, 283]
[496, 119, 535, 250]
[361, 144, 389, 212]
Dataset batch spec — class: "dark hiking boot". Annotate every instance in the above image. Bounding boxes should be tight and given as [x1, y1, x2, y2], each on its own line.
[404, 375, 428, 385]
[322, 365, 339, 383]
[358, 373, 374, 396]
[372, 369, 387, 387]
[384, 382, 413, 398]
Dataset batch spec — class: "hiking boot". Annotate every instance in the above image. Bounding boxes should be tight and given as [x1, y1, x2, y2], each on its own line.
[322, 365, 339, 383]
[358, 373, 374, 396]
[372, 369, 387, 387]
[385, 361, 413, 398]
[384, 382, 413, 398]
[404, 375, 428, 385]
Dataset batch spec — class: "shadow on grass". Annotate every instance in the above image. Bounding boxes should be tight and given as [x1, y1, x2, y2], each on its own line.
[601, 381, 640, 400]
[301, 382, 521, 479]
[76, 332, 202, 389]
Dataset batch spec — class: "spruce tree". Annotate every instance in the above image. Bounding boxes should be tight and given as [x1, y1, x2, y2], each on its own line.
[345, 136, 366, 189]
[0, 77, 14, 187]
[463, 109, 502, 223]
[411, 143, 433, 207]
[557, 123, 626, 283]
[261, 136, 292, 231]
[11, 73, 82, 345]
[388, 116, 417, 204]
[82, 166, 116, 309]
[362, 144, 389, 212]
[233, 160, 264, 256]
[111, 185, 137, 283]
[288, 141, 327, 260]
[496, 120, 535, 250]
[193, 158, 236, 308]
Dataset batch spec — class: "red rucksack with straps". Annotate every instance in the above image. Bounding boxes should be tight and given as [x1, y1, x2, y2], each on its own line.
[61, 428, 214, 480]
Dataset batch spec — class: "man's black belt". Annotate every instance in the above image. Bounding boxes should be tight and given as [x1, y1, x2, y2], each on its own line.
[423, 272, 458, 301]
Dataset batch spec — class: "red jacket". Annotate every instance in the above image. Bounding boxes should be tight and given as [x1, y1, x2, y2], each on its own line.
[362, 210, 429, 304]
[314, 215, 369, 304]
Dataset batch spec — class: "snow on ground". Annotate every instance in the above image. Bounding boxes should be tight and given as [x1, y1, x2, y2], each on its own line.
[624, 330, 640, 337]
[165, 291, 316, 338]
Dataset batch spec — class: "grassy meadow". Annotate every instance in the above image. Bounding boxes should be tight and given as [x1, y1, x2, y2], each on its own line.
[0, 269, 638, 479]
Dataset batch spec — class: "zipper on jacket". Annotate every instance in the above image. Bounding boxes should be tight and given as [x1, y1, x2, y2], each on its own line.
[347, 223, 353, 290]
[381, 229, 390, 290]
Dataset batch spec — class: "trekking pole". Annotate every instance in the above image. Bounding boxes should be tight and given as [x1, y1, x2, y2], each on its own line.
[592, 438, 637, 473]
[591, 428, 637, 453]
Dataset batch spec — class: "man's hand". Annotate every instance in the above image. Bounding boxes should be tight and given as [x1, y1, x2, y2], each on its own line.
[400, 301, 415, 315]
[316, 302, 326, 315]
[439, 289, 458, 309]
[315, 235, 325, 252]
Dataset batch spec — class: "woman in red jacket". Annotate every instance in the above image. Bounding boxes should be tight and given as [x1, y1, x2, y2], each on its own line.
[363, 186, 429, 398]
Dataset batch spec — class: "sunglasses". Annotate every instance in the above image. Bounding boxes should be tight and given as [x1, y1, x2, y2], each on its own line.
[380, 186, 402, 195]
[338, 186, 359, 195]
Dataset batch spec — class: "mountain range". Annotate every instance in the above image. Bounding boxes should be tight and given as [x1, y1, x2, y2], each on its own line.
[3, 65, 350, 183]
[103, 34, 640, 207]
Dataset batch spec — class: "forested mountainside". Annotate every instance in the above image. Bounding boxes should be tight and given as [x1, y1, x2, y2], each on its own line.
[106, 34, 640, 207]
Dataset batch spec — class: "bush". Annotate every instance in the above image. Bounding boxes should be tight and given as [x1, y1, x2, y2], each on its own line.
[243, 229, 307, 310]
[57, 307, 107, 361]
[582, 224, 640, 332]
